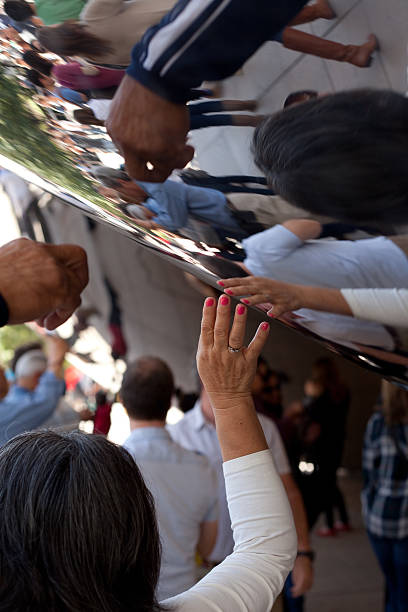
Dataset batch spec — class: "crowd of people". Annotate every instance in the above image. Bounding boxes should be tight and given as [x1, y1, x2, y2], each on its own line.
[0, 0, 407, 610]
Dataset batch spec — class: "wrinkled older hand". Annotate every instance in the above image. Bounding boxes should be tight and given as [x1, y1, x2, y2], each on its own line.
[218, 276, 304, 317]
[197, 295, 269, 405]
[106, 76, 194, 182]
[0, 238, 88, 329]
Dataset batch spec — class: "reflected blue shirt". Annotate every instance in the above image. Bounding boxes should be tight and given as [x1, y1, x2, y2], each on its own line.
[0, 371, 65, 446]
[136, 179, 241, 232]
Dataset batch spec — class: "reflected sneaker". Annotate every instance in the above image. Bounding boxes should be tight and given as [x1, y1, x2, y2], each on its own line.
[316, 527, 337, 537]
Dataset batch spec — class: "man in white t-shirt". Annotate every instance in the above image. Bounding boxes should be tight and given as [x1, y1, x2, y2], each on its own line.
[168, 386, 314, 604]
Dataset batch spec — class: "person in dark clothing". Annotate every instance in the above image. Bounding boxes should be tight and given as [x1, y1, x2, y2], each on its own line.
[297, 358, 351, 535]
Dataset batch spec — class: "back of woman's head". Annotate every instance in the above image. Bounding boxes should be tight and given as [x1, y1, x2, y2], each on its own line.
[22, 50, 53, 76]
[253, 89, 408, 225]
[37, 21, 113, 59]
[4, 0, 34, 22]
[0, 431, 163, 612]
[381, 380, 408, 426]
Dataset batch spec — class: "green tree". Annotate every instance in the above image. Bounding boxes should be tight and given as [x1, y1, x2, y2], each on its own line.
[0, 325, 40, 366]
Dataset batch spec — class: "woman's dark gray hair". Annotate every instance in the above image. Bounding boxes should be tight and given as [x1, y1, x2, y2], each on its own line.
[0, 430, 164, 611]
[252, 88, 408, 225]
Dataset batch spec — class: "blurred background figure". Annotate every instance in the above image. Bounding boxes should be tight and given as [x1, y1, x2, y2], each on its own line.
[297, 358, 351, 536]
[0, 335, 68, 445]
[362, 381, 408, 612]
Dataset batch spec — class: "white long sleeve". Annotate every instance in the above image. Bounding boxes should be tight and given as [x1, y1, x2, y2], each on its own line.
[341, 288, 408, 327]
[162, 449, 296, 611]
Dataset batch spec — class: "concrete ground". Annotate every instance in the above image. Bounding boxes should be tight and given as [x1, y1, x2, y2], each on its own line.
[307, 472, 383, 612]
[191, 0, 408, 175]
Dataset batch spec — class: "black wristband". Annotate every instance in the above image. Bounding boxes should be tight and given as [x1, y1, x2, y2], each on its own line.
[0, 293, 9, 327]
[297, 550, 315, 562]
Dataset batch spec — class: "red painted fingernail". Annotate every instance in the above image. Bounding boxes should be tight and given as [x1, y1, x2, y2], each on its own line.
[220, 296, 229, 306]
[237, 305, 245, 315]
[225, 289, 234, 295]
[261, 322, 269, 331]
[205, 298, 214, 307]
[217, 281, 225, 287]
[267, 312, 276, 318]
[242, 298, 250, 305]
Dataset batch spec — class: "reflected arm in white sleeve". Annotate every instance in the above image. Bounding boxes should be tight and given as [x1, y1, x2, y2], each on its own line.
[341, 288, 408, 327]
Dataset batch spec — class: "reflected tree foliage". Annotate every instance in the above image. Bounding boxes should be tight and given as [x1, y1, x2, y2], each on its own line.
[0, 67, 118, 213]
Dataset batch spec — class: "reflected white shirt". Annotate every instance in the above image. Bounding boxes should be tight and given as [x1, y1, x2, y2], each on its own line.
[168, 402, 290, 561]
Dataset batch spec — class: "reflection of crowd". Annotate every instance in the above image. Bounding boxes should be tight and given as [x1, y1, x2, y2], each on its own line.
[0, 0, 407, 610]
[1, 0, 406, 331]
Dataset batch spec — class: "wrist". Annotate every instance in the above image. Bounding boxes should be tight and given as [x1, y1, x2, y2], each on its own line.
[297, 550, 315, 562]
[207, 391, 253, 411]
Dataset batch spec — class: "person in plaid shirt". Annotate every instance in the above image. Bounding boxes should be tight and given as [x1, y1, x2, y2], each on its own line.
[361, 381, 408, 612]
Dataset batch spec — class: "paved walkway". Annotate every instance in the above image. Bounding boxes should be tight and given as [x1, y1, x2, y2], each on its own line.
[307, 472, 383, 612]
[191, 0, 408, 177]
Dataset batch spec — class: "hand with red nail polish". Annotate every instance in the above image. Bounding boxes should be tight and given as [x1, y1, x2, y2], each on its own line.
[217, 276, 304, 317]
[197, 294, 270, 411]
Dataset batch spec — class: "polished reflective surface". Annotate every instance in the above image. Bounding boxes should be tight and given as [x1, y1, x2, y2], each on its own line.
[0, 1, 407, 384]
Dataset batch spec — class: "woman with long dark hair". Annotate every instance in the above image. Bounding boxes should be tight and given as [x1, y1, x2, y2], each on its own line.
[0, 298, 296, 611]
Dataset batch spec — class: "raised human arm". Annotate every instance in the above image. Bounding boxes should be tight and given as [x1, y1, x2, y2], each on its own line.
[45, 335, 68, 379]
[197, 296, 270, 460]
[163, 297, 296, 609]
[0, 238, 88, 329]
